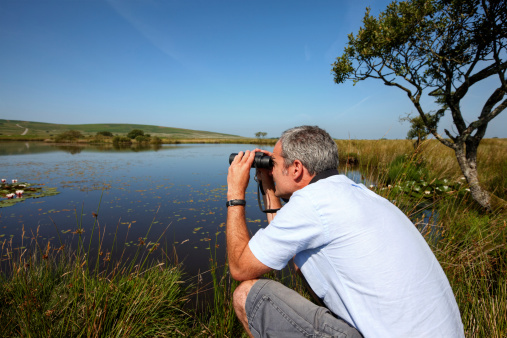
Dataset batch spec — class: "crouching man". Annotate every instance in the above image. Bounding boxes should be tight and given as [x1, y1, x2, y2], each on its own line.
[226, 125, 464, 337]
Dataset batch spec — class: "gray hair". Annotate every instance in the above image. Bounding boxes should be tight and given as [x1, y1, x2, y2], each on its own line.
[279, 126, 339, 175]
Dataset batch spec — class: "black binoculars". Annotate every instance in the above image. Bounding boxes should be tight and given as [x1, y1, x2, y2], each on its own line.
[229, 152, 273, 169]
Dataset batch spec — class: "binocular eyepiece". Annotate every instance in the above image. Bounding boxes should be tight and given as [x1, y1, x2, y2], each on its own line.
[229, 152, 273, 169]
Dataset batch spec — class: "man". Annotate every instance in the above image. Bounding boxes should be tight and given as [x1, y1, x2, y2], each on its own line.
[226, 126, 464, 337]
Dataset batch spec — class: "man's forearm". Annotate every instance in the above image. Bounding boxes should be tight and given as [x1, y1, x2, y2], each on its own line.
[226, 205, 251, 275]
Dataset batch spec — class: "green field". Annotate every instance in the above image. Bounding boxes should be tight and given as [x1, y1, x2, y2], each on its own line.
[0, 119, 242, 139]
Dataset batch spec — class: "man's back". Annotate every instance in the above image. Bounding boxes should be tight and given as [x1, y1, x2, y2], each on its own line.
[249, 174, 464, 337]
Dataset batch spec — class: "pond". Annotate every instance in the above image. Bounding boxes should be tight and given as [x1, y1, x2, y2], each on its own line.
[0, 142, 383, 278]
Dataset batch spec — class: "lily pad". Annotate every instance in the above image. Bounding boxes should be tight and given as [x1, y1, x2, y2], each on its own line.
[0, 182, 60, 208]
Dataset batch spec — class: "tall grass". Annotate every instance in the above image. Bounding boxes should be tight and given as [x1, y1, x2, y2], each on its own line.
[0, 238, 191, 336]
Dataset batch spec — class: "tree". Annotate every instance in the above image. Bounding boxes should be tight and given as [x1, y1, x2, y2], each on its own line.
[400, 94, 446, 148]
[127, 129, 145, 139]
[96, 131, 113, 137]
[255, 132, 267, 139]
[332, 0, 506, 210]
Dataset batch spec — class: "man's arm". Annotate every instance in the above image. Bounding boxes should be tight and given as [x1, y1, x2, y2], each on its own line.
[227, 150, 272, 281]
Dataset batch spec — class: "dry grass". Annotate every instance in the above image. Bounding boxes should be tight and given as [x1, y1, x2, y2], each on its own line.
[335, 138, 507, 201]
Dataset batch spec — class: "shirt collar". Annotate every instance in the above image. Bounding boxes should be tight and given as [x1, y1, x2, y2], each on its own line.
[309, 168, 339, 185]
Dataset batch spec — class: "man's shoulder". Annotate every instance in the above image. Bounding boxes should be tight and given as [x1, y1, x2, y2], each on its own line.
[299, 174, 357, 194]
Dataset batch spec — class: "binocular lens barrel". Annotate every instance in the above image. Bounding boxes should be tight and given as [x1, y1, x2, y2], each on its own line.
[229, 152, 273, 169]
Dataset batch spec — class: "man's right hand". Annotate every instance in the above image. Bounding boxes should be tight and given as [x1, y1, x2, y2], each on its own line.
[227, 150, 256, 200]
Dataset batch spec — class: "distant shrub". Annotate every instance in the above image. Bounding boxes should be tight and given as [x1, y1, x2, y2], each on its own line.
[96, 131, 113, 137]
[151, 136, 162, 144]
[127, 129, 145, 139]
[54, 130, 83, 142]
[113, 136, 132, 145]
[135, 135, 151, 143]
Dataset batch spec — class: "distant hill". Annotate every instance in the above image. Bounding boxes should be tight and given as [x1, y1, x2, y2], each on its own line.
[0, 119, 242, 139]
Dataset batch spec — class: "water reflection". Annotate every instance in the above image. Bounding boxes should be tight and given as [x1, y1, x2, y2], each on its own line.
[0, 141, 166, 156]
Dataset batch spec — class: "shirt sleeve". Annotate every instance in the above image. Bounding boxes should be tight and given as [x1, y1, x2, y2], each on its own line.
[248, 191, 330, 270]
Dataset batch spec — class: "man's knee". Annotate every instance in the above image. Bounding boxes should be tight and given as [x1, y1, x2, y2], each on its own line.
[233, 279, 258, 315]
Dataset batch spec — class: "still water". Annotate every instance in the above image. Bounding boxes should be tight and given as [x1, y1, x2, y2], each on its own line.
[0, 142, 372, 277]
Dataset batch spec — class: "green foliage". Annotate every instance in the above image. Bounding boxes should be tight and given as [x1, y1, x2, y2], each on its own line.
[96, 131, 113, 137]
[151, 136, 162, 144]
[0, 249, 190, 336]
[127, 129, 145, 139]
[255, 131, 267, 139]
[0, 119, 242, 139]
[400, 92, 447, 146]
[387, 154, 429, 183]
[135, 135, 151, 143]
[112, 136, 132, 145]
[331, 0, 506, 138]
[382, 154, 466, 200]
[54, 130, 83, 142]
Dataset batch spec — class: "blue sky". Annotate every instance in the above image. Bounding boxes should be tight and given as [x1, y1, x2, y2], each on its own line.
[1, 0, 505, 139]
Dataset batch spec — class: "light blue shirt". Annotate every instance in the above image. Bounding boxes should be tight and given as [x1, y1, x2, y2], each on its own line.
[249, 175, 464, 337]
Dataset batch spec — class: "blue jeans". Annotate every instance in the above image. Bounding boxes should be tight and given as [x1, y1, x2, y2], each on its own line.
[245, 279, 363, 338]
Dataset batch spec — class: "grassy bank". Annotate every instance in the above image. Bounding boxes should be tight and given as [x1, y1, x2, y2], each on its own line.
[0, 119, 242, 139]
[1, 138, 506, 337]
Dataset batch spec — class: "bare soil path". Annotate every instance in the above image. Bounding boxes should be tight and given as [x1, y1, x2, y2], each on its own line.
[16, 124, 28, 135]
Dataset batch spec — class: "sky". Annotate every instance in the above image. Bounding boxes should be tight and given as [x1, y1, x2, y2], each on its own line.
[1, 0, 505, 139]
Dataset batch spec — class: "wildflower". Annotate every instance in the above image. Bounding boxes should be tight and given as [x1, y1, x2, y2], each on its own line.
[424, 191, 431, 195]
[6, 193, 15, 199]
[465, 188, 470, 192]
[369, 184, 374, 189]
[388, 185, 392, 188]
[12, 179, 18, 183]
[1, 179, 5, 183]
[15, 190, 24, 197]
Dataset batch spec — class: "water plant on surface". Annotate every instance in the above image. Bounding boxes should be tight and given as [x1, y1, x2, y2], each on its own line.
[0, 180, 60, 208]
[378, 154, 468, 201]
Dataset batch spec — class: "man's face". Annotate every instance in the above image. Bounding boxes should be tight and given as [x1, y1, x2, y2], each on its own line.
[270, 141, 294, 199]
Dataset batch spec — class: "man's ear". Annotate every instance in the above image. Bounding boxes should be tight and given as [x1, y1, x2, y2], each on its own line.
[291, 160, 304, 181]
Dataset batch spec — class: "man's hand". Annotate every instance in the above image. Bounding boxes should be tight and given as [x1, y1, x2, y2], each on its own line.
[227, 150, 256, 200]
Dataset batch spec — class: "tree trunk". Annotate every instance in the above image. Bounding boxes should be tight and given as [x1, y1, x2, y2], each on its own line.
[454, 143, 492, 210]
